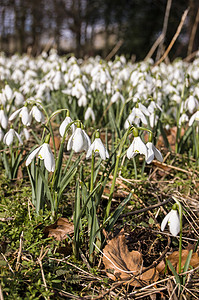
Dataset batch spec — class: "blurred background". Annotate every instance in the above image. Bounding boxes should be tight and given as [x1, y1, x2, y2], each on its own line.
[0, 0, 198, 61]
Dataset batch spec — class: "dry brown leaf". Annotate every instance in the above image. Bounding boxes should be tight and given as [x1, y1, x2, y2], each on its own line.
[43, 217, 74, 241]
[103, 230, 159, 287]
[157, 249, 199, 274]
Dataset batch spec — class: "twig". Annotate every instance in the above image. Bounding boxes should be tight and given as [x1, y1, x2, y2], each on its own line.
[37, 246, 49, 296]
[156, 0, 172, 61]
[153, 8, 189, 67]
[105, 40, 123, 61]
[0, 284, 4, 300]
[119, 198, 172, 218]
[187, 8, 199, 57]
[16, 231, 23, 271]
[129, 266, 199, 296]
[1, 253, 14, 273]
[144, 33, 164, 61]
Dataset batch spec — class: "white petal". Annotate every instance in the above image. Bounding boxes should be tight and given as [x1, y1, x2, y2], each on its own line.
[15, 131, 23, 144]
[9, 108, 22, 121]
[152, 144, 163, 162]
[3, 129, 14, 146]
[161, 211, 172, 232]
[26, 146, 42, 166]
[86, 143, 94, 159]
[145, 142, 154, 164]
[20, 107, 32, 126]
[43, 144, 55, 172]
[127, 140, 135, 159]
[168, 210, 180, 236]
[67, 133, 74, 151]
[94, 138, 106, 160]
[134, 136, 147, 156]
[189, 112, 196, 126]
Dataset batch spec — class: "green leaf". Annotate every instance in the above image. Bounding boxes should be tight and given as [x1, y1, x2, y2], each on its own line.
[105, 192, 132, 232]
[182, 249, 193, 285]
[167, 259, 182, 289]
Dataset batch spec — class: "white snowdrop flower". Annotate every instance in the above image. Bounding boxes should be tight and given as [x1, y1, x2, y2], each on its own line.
[9, 106, 32, 126]
[30, 105, 45, 123]
[124, 107, 148, 129]
[148, 101, 162, 114]
[149, 112, 159, 128]
[127, 136, 148, 160]
[20, 127, 30, 141]
[3, 84, 13, 101]
[179, 113, 189, 126]
[0, 93, 7, 106]
[161, 209, 180, 237]
[59, 116, 76, 137]
[26, 143, 55, 172]
[14, 91, 24, 106]
[111, 91, 125, 103]
[3, 128, 23, 146]
[78, 95, 87, 107]
[67, 127, 91, 153]
[86, 137, 109, 160]
[189, 110, 199, 126]
[0, 109, 8, 129]
[185, 95, 199, 114]
[85, 107, 95, 122]
[145, 142, 163, 164]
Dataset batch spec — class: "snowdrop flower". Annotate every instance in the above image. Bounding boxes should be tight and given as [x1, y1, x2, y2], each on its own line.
[59, 113, 76, 137]
[85, 107, 95, 122]
[146, 142, 163, 164]
[20, 127, 30, 141]
[189, 110, 199, 126]
[14, 91, 24, 106]
[86, 132, 109, 160]
[3, 128, 23, 146]
[124, 103, 149, 129]
[26, 142, 55, 172]
[185, 95, 199, 114]
[0, 108, 8, 129]
[3, 84, 13, 101]
[78, 95, 87, 107]
[179, 113, 189, 126]
[9, 106, 32, 126]
[127, 129, 148, 160]
[67, 126, 91, 153]
[161, 209, 180, 237]
[30, 105, 45, 123]
[111, 91, 125, 103]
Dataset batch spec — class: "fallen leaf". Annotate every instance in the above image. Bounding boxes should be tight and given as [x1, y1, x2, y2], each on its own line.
[43, 217, 74, 241]
[157, 249, 199, 274]
[103, 230, 159, 287]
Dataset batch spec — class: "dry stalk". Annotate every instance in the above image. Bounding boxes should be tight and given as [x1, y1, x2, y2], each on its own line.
[156, 0, 172, 61]
[187, 8, 199, 57]
[0, 284, 4, 300]
[154, 8, 189, 67]
[16, 231, 23, 271]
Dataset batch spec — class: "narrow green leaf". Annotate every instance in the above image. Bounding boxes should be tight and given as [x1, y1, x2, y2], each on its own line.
[106, 192, 132, 232]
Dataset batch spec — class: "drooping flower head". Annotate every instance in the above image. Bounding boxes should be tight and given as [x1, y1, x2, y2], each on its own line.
[86, 130, 109, 160]
[67, 121, 91, 153]
[59, 110, 76, 137]
[161, 204, 180, 237]
[126, 127, 148, 160]
[26, 134, 55, 172]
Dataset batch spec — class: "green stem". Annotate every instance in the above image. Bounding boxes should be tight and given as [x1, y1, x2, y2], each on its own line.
[90, 151, 95, 193]
[173, 196, 183, 274]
